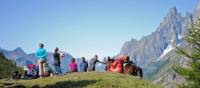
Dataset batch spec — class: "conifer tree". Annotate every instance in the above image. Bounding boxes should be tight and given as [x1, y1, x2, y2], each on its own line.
[173, 19, 200, 88]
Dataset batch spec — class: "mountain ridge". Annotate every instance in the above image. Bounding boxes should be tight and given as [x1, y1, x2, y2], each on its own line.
[120, 6, 185, 67]
[2, 47, 26, 61]
[119, 2, 200, 88]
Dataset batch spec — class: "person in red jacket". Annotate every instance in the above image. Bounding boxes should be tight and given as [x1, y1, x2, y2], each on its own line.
[116, 59, 123, 73]
[109, 55, 125, 73]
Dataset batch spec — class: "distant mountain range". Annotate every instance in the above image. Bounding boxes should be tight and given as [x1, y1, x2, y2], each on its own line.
[0, 47, 75, 73]
[119, 2, 200, 87]
[2, 47, 27, 61]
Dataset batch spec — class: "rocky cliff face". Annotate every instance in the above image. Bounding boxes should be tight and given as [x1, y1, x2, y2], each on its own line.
[120, 7, 186, 67]
[120, 2, 200, 88]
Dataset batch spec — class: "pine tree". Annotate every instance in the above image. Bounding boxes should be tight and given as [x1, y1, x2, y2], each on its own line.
[0, 51, 20, 79]
[173, 19, 200, 88]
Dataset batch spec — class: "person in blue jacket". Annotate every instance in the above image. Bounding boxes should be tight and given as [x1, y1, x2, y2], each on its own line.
[80, 57, 88, 72]
[36, 43, 47, 77]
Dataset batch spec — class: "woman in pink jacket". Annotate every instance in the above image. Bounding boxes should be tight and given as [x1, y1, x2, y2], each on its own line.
[69, 58, 78, 72]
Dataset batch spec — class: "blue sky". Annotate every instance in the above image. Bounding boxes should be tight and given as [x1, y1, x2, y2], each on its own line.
[0, 0, 199, 59]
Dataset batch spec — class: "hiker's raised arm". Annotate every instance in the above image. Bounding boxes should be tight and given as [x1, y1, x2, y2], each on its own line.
[98, 60, 106, 64]
[59, 51, 67, 58]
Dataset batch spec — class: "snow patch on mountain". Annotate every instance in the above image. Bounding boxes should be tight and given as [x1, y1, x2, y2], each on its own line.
[156, 45, 175, 62]
[178, 35, 182, 40]
[170, 39, 174, 42]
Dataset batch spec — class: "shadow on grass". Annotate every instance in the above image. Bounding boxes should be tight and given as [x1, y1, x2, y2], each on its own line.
[14, 80, 98, 88]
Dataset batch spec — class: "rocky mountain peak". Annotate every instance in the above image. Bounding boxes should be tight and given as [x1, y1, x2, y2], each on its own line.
[184, 12, 193, 24]
[160, 6, 182, 31]
[14, 47, 26, 55]
[169, 6, 178, 15]
[120, 6, 185, 67]
[14, 47, 22, 51]
[131, 38, 138, 42]
[165, 6, 182, 22]
[185, 12, 191, 17]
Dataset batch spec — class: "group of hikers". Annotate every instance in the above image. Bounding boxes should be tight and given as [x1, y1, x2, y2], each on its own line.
[12, 43, 143, 79]
[36, 43, 108, 77]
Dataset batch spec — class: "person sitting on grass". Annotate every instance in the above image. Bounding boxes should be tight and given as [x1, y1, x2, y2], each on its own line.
[80, 57, 88, 72]
[69, 58, 78, 72]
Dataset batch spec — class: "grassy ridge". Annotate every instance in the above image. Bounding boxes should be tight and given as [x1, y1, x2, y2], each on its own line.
[14, 72, 163, 88]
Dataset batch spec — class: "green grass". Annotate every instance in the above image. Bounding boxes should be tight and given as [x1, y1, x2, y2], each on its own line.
[12, 72, 163, 88]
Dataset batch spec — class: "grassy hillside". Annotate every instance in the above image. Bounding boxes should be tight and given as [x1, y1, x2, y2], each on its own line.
[11, 72, 162, 88]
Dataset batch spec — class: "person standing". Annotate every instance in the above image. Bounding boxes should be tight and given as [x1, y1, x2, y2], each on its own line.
[80, 57, 88, 72]
[88, 55, 105, 71]
[53, 47, 65, 75]
[36, 43, 47, 77]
